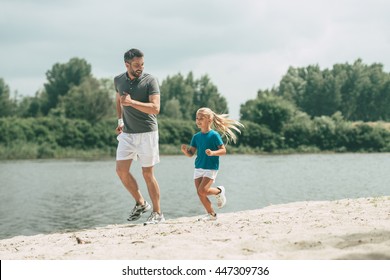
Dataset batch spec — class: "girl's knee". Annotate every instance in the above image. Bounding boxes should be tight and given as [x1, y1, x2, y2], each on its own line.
[197, 187, 207, 197]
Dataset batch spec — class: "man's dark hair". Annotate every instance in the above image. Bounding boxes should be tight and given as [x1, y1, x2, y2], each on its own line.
[124, 48, 144, 63]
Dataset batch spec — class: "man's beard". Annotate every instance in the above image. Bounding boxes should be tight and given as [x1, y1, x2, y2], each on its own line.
[132, 69, 142, 77]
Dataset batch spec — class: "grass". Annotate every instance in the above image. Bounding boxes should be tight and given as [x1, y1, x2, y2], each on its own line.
[0, 143, 116, 160]
[1, 142, 389, 161]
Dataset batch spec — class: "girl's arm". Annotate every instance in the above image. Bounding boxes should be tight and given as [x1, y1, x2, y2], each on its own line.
[205, 144, 226, 156]
[181, 144, 196, 157]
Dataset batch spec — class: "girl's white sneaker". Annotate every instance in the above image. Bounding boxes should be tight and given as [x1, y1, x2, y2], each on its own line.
[216, 186, 226, 208]
[197, 213, 217, 221]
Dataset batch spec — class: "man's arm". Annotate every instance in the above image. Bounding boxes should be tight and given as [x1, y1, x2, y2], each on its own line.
[116, 92, 123, 118]
[120, 93, 160, 115]
[115, 92, 124, 134]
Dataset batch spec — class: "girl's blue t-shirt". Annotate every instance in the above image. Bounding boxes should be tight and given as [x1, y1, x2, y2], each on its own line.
[190, 129, 224, 170]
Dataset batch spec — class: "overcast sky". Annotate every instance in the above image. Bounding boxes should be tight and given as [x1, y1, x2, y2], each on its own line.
[1, 0, 390, 119]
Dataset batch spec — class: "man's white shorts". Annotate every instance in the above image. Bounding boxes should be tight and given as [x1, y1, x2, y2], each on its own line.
[116, 131, 160, 167]
[193, 168, 218, 181]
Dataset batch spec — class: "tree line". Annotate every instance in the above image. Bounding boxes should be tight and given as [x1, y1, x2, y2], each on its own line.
[1, 57, 390, 159]
[0, 58, 228, 121]
[276, 59, 390, 121]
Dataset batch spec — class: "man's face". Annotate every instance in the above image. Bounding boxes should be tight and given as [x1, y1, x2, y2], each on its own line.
[126, 57, 144, 78]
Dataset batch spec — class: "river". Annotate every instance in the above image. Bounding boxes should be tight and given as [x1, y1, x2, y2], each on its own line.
[0, 154, 389, 239]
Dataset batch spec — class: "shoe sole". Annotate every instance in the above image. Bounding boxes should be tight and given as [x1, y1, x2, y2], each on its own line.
[127, 205, 152, 221]
[217, 199, 226, 209]
[217, 186, 226, 209]
[144, 219, 165, 226]
[197, 218, 217, 221]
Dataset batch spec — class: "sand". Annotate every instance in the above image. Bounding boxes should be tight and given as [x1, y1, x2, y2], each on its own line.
[1, 196, 390, 260]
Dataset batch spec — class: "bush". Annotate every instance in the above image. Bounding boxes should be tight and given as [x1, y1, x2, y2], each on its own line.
[345, 123, 390, 152]
[237, 121, 280, 152]
[282, 112, 314, 148]
[158, 118, 197, 145]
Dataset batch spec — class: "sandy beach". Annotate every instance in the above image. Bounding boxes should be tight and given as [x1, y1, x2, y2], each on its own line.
[1, 196, 389, 260]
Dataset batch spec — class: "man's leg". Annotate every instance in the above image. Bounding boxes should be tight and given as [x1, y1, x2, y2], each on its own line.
[116, 159, 145, 205]
[142, 166, 161, 213]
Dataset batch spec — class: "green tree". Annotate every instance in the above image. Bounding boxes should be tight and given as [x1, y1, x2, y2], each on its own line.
[0, 78, 15, 117]
[379, 80, 390, 120]
[58, 77, 115, 122]
[160, 72, 228, 120]
[163, 98, 183, 119]
[41, 57, 92, 114]
[160, 72, 195, 119]
[240, 90, 297, 133]
[277, 59, 390, 121]
[277, 66, 306, 104]
[353, 62, 389, 121]
[17, 93, 45, 118]
[278, 65, 342, 117]
[193, 74, 228, 116]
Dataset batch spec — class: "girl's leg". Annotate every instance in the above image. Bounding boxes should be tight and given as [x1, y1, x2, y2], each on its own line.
[194, 177, 219, 214]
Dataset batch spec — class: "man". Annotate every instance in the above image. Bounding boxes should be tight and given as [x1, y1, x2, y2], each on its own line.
[114, 48, 164, 225]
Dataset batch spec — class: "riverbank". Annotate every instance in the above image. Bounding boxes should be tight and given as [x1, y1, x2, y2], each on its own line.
[1, 196, 389, 260]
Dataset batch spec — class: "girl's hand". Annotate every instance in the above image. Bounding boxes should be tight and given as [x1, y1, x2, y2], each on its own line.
[182, 144, 196, 157]
[205, 149, 214, 156]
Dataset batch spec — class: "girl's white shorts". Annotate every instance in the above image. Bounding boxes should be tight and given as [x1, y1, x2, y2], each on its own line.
[116, 131, 160, 167]
[193, 168, 218, 181]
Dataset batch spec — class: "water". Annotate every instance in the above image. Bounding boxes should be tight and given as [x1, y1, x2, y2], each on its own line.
[1, 154, 389, 240]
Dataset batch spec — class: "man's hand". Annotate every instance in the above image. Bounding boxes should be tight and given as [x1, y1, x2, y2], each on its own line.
[115, 118, 124, 135]
[115, 125, 123, 135]
[120, 92, 133, 106]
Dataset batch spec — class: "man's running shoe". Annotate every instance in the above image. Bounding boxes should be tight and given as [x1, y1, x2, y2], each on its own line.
[216, 186, 226, 208]
[127, 201, 151, 221]
[144, 212, 165, 225]
[197, 213, 217, 221]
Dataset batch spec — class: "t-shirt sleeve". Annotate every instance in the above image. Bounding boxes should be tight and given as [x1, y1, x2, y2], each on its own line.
[190, 135, 197, 148]
[148, 76, 160, 95]
[114, 77, 118, 93]
[214, 132, 224, 146]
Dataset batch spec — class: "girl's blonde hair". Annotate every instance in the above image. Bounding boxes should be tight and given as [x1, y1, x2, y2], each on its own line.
[197, 107, 244, 144]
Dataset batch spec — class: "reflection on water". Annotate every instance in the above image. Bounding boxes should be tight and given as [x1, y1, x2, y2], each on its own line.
[0, 154, 389, 239]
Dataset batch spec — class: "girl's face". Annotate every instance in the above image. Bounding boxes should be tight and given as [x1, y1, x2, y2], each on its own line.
[196, 112, 212, 131]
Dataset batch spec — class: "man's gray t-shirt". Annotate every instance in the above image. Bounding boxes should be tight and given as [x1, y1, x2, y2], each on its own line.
[114, 72, 160, 133]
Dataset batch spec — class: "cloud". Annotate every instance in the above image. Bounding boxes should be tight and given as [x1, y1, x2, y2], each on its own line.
[1, 0, 390, 118]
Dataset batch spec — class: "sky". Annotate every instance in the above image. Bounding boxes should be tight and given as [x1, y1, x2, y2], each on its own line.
[1, 0, 390, 119]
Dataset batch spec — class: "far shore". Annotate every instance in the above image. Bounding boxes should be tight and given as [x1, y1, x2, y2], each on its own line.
[4, 141, 390, 162]
[1, 196, 389, 260]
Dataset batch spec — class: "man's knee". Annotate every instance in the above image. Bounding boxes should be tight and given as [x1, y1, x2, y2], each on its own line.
[116, 161, 131, 178]
[116, 168, 127, 179]
[142, 167, 154, 180]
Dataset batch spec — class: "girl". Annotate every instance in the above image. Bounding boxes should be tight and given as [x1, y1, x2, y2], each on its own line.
[181, 107, 244, 221]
